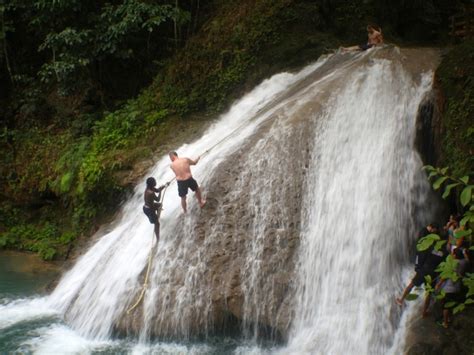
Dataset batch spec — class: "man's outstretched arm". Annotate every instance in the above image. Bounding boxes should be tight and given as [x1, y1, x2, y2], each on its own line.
[189, 156, 200, 165]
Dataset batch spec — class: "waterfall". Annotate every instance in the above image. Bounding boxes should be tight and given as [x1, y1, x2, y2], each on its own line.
[284, 49, 438, 354]
[1, 47, 440, 354]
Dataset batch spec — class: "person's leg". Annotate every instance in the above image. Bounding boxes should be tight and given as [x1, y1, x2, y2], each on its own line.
[154, 222, 160, 243]
[442, 308, 449, 328]
[195, 187, 206, 208]
[422, 293, 432, 317]
[342, 45, 361, 52]
[181, 196, 187, 213]
[396, 281, 414, 306]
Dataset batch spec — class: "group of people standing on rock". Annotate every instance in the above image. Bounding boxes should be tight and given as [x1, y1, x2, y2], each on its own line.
[142, 151, 206, 241]
[395, 216, 472, 328]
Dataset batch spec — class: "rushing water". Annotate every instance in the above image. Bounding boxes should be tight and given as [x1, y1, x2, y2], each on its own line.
[0, 47, 439, 354]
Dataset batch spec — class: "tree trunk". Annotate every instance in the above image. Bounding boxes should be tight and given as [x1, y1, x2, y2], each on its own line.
[174, 0, 178, 50]
[1, 10, 13, 83]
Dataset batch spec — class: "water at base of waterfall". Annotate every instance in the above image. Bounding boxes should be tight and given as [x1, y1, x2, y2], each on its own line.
[1, 320, 273, 355]
[0, 254, 273, 354]
[1, 322, 271, 355]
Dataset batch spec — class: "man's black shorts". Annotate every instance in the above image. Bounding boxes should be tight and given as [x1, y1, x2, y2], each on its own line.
[359, 43, 374, 51]
[143, 206, 158, 224]
[177, 177, 198, 197]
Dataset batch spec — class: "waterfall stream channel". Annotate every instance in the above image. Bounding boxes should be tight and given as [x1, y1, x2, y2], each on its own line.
[1, 47, 441, 354]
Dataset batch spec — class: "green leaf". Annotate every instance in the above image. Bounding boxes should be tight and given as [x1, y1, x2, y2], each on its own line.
[433, 176, 448, 190]
[423, 165, 435, 171]
[465, 298, 474, 305]
[436, 255, 460, 282]
[425, 275, 432, 284]
[406, 293, 419, 301]
[460, 186, 472, 206]
[454, 229, 472, 239]
[460, 176, 469, 184]
[440, 167, 449, 175]
[59, 172, 73, 193]
[434, 240, 447, 251]
[444, 301, 457, 308]
[442, 183, 460, 199]
[417, 234, 440, 251]
[464, 273, 474, 298]
[460, 216, 469, 226]
[453, 303, 465, 314]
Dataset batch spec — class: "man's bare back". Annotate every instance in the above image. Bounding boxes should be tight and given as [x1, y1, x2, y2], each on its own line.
[170, 157, 197, 181]
[169, 151, 205, 212]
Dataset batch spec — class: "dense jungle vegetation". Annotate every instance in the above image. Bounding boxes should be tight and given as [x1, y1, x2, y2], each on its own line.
[0, 0, 472, 260]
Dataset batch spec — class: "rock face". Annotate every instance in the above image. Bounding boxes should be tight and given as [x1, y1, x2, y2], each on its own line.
[415, 90, 443, 167]
[113, 48, 448, 343]
[405, 306, 474, 355]
[116, 53, 355, 340]
[118, 93, 316, 340]
[407, 48, 474, 355]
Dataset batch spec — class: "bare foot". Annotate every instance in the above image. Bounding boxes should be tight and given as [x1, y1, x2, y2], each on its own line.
[199, 199, 207, 208]
[395, 298, 403, 306]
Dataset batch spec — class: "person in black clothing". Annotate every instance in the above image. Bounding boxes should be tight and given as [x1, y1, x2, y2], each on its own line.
[143, 177, 169, 242]
[415, 223, 439, 272]
[396, 223, 443, 306]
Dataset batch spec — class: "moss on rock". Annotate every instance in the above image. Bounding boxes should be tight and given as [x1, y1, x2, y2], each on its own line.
[436, 39, 474, 176]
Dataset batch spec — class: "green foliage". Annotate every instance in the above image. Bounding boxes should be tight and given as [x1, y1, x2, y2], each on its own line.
[436, 40, 474, 176]
[464, 272, 474, 299]
[33, 1, 188, 94]
[157, 0, 297, 115]
[436, 255, 460, 282]
[421, 165, 473, 313]
[0, 222, 76, 260]
[424, 165, 474, 230]
[422, 167, 473, 252]
[53, 136, 90, 195]
[417, 233, 441, 251]
[406, 293, 419, 301]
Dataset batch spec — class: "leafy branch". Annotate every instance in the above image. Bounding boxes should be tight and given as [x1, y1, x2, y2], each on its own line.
[412, 166, 474, 313]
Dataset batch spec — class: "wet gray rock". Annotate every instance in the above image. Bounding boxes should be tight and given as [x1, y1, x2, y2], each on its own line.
[405, 305, 474, 355]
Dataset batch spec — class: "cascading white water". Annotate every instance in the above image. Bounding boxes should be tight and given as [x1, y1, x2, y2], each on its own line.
[45, 55, 333, 341]
[284, 52, 438, 354]
[0, 47, 440, 354]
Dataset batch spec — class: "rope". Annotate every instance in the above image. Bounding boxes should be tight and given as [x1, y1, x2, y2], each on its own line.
[199, 116, 254, 158]
[127, 106, 279, 314]
[126, 228, 155, 314]
[126, 184, 170, 314]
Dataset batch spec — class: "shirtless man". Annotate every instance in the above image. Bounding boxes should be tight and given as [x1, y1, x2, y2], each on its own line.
[342, 25, 384, 51]
[169, 151, 206, 213]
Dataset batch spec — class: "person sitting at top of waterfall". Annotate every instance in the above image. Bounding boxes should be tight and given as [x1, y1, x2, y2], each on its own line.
[342, 25, 384, 52]
[143, 177, 169, 241]
[395, 235, 447, 306]
[169, 151, 206, 213]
